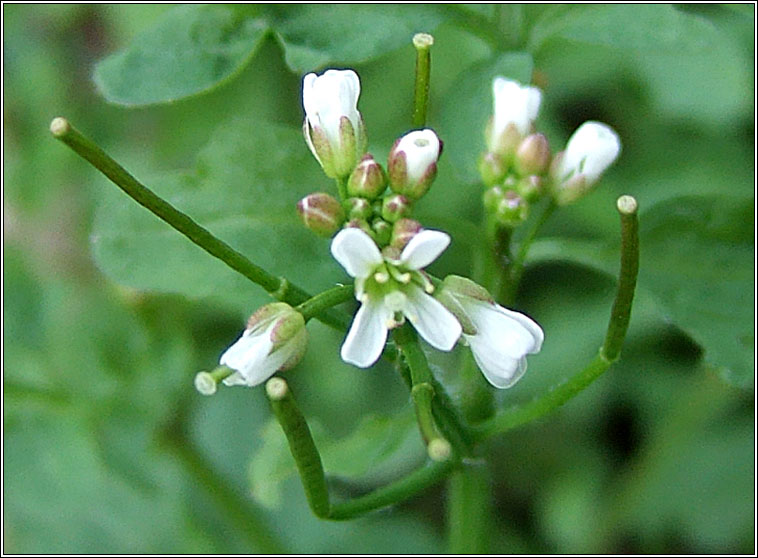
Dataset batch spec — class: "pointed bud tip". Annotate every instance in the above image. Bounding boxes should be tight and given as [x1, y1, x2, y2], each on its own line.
[50, 117, 70, 137]
[427, 438, 452, 461]
[265, 377, 288, 400]
[194, 372, 218, 396]
[616, 195, 637, 215]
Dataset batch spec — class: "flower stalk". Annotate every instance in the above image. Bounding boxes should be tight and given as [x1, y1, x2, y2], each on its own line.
[49, 117, 350, 331]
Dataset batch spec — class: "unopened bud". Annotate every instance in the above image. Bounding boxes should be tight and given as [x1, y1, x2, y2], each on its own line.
[296, 193, 345, 237]
[347, 153, 387, 199]
[478, 151, 507, 187]
[494, 191, 528, 227]
[382, 194, 412, 222]
[371, 218, 392, 246]
[344, 197, 373, 220]
[390, 218, 423, 250]
[388, 129, 441, 200]
[516, 175, 543, 202]
[483, 185, 505, 213]
[515, 133, 550, 176]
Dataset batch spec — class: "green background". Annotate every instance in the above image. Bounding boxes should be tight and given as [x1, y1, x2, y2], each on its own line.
[3, 4, 754, 553]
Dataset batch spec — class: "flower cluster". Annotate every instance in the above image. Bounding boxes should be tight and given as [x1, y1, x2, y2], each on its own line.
[480, 77, 621, 225]
[210, 69, 547, 395]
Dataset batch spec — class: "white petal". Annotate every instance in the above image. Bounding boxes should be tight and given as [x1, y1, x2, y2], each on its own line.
[220, 328, 281, 386]
[340, 299, 391, 368]
[468, 336, 527, 389]
[331, 228, 383, 278]
[466, 301, 540, 359]
[399, 229, 450, 270]
[394, 129, 440, 184]
[404, 285, 462, 351]
[558, 121, 620, 184]
[497, 307, 544, 354]
[492, 77, 542, 139]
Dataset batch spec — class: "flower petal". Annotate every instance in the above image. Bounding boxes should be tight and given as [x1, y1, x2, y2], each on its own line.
[220, 328, 283, 387]
[497, 307, 544, 353]
[340, 299, 391, 368]
[468, 337, 527, 388]
[331, 227, 383, 278]
[399, 229, 450, 270]
[404, 285, 462, 351]
[466, 300, 540, 358]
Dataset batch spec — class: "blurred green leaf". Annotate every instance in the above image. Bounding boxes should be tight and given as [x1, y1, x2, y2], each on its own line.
[249, 409, 424, 509]
[436, 52, 534, 184]
[267, 5, 449, 72]
[94, 5, 268, 106]
[638, 195, 754, 388]
[91, 119, 340, 313]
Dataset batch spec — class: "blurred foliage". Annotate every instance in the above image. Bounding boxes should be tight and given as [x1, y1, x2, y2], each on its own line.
[3, 3, 754, 554]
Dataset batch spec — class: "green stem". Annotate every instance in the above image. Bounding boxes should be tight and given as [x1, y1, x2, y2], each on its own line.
[266, 378, 330, 518]
[335, 177, 348, 202]
[393, 325, 451, 459]
[495, 4, 525, 49]
[264, 377, 459, 520]
[472, 196, 640, 441]
[49, 117, 349, 331]
[601, 195, 639, 362]
[160, 413, 286, 554]
[329, 459, 456, 520]
[296, 283, 355, 323]
[447, 463, 493, 554]
[412, 33, 433, 128]
[501, 199, 556, 305]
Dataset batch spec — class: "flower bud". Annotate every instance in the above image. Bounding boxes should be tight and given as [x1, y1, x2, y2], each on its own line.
[550, 121, 621, 205]
[515, 133, 550, 176]
[344, 197, 373, 221]
[347, 153, 387, 199]
[388, 129, 441, 200]
[478, 151, 507, 187]
[381, 193, 412, 222]
[488, 77, 541, 156]
[296, 192, 345, 237]
[494, 191, 528, 227]
[390, 218, 423, 250]
[516, 175, 543, 202]
[221, 303, 308, 387]
[303, 69, 367, 179]
[483, 185, 505, 213]
[371, 218, 392, 246]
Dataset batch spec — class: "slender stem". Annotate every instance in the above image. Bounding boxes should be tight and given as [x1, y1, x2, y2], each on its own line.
[457, 350, 496, 424]
[393, 325, 450, 459]
[501, 199, 556, 305]
[265, 378, 330, 518]
[472, 196, 640, 441]
[329, 459, 456, 520]
[495, 4, 525, 49]
[412, 33, 434, 128]
[49, 117, 349, 331]
[160, 413, 287, 554]
[447, 463, 493, 554]
[335, 177, 348, 202]
[601, 195, 639, 361]
[296, 283, 355, 322]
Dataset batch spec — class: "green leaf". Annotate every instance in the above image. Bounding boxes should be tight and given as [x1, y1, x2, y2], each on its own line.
[526, 195, 754, 388]
[436, 52, 534, 184]
[91, 118, 340, 313]
[248, 409, 423, 509]
[94, 5, 268, 106]
[638, 195, 754, 388]
[267, 5, 449, 72]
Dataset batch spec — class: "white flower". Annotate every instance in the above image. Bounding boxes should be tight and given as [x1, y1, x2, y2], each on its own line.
[437, 276, 543, 389]
[489, 77, 542, 153]
[220, 303, 308, 387]
[554, 121, 621, 186]
[331, 227, 462, 368]
[302, 69, 366, 178]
